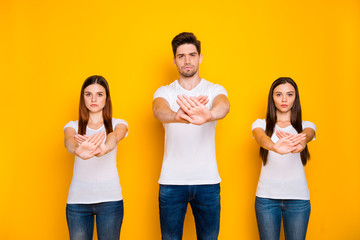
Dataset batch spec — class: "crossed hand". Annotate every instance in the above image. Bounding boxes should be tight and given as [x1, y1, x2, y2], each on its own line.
[175, 95, 211, 125]
[74, 132, 108, 160]
[273, 130, 306, 154]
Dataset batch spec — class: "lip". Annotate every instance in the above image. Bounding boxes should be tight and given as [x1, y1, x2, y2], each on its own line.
[184, 66, 193, 70]
[280, 104, 288, 108]
[90, 104, 98, 107]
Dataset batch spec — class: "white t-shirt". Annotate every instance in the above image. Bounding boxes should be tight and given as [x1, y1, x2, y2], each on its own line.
[64, 118, 128, 204]
[153, 79, 228, 185]
[252, 119, 316, 200]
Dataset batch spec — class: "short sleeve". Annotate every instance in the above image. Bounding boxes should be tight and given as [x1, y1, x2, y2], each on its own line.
[302, 121, 317, 140]
[252, 119, 266, 131]
[153, 86, 170, 102]
[212, 84, 228, 98]
[64, 120, 78, 132]
[113, 118, 129, 138]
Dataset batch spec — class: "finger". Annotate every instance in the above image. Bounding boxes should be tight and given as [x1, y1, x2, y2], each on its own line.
[180, 114, 192, 122]
[91, 132, 104, 144]
[289, 135, 306, 146]
[286, 133, 303, 142]
[76, 135, 88, 140]
[177, 95, 192, 110]
[197, 95, 208, 104]
[183, 95, 197, 108]
[74, 136, 85, 144]
[93, 134, 105, 149]
[176, 99, 191, 114]
[86, 133, 98, 143]
[190, 96, 201, 107]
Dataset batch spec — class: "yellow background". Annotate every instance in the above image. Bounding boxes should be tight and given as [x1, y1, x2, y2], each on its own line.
[1, 0, 359, 239]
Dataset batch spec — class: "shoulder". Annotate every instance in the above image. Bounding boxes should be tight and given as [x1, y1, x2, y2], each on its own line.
[112, 118, 128, 129]
[252, 119, 266, 130]
[153, 80, 177, 100]
[302, 120, 316, 131]
[202, 79, 228, 97]
[64, 120, 78, 132]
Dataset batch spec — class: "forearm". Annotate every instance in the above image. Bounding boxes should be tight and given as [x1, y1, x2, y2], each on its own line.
[65, 138, 79, 155]
[209, 95, 230, 121]
[104, 126, 126, 152]
[153, 98, 186, 123]
[257, 135, 275, 151]
[153, 107, 177, 123]
[253, 128, 275, 151]
[299, 128, 315, 147]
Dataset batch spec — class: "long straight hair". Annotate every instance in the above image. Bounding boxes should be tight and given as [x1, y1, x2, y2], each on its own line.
[78, 75, 113, 135]
[259, 77, 310, 166]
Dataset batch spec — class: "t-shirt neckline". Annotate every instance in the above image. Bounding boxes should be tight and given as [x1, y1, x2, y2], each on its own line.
[176, 79, 204, 93]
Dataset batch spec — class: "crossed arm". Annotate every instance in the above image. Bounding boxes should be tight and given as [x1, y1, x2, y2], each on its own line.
[152, 94, 230, 125]
[64, 124, 128, 160]
[252, 127, 315, 155]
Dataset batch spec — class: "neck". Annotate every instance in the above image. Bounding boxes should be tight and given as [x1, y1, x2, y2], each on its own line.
[178, 74, 202, 91]
[276, 110, 291, 123]
[88, 111, 104, 125]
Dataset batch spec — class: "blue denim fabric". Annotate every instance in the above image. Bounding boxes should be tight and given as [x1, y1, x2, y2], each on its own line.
[255, 197, 310, 240]
[66, 200, 123, 240]
[159, 184, 220, 240]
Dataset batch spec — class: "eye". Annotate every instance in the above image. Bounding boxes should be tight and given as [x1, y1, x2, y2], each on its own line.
[276, 93, 281, 97]
[98, 93, 103, 97]
[288, 93, 293, 97]
[85, 93, 91, 97]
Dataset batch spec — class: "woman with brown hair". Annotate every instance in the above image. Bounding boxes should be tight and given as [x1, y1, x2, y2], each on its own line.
[64, 75, 128, 240]
[252, 77, 316, 240]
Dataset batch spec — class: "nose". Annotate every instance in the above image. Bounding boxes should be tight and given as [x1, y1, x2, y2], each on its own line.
[184, 55, 190, 64]
[91, 95, 97, 102]
[282, 95, 287, 102]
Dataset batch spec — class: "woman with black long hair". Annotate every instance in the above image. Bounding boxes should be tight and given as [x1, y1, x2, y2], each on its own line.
[252, 77, 316, 240]
[64, 75, 128, 240]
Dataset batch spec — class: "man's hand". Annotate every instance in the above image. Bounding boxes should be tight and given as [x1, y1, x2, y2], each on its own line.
[176, 95, 211, 125]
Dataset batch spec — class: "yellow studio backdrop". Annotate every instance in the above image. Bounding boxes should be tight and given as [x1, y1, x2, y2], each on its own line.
[1, 0, 359, 239]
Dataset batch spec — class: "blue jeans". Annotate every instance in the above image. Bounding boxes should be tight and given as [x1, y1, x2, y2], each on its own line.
[159, 184, 221, 240]
[255, 197, 310, 240]
[66, 200, 123, 240]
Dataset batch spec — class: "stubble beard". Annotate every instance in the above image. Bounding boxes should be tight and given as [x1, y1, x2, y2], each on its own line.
[179, 66, 198, 78]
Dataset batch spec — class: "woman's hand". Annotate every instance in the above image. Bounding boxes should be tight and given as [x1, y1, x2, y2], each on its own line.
[273, 133, 306, 155]
[75, 132, 105, 160]
[276, 130, 307, 153]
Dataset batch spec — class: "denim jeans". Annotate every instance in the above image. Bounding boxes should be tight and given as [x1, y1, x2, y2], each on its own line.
[159, 184, 220, 240]
[66, 200, 123, 240]
[255, 197, 310, 240]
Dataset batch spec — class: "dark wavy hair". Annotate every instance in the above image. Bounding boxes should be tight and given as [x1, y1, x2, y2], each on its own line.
[259, 77, 310, 166]
[78, 75, 113, 135]
[172, 32, 201, 56]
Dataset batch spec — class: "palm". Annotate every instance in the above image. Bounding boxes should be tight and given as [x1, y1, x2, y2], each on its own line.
[76, 142, 100, 159]
[273, 138, 296, 155]
[183, 105, 211, 125]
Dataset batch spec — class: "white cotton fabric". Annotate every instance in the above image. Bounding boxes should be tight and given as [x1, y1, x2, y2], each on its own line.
[252, 119, 316, 200]
[153, 79, 228, 185]
[64, 118, 128, 204]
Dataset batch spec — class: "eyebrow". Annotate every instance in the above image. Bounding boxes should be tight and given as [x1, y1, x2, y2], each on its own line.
[274, 91, 295, 94]
[84, 91, 105, 94]
[176, 52, 198, 56]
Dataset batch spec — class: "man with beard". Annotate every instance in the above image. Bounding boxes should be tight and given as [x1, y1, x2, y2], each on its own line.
[152, 32, 230, 240]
